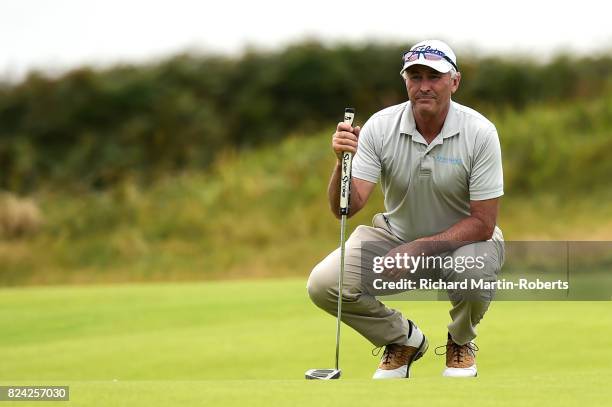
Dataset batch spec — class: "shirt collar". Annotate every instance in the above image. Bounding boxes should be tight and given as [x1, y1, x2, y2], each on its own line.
[400, 100, 461, 144]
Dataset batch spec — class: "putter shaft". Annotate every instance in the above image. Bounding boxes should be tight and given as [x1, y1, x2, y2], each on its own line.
[335, 213, 347, 370]
[334, 107, 355, 371]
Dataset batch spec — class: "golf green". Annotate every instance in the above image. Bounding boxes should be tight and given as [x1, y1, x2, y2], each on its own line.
[1, 279, 610, 406]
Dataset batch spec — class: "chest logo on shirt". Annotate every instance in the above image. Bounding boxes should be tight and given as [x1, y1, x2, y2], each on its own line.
[433, 155, 463, 165]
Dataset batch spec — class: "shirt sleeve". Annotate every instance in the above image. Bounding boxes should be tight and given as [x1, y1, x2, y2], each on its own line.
[351, 117, 382, 183]
[469, 125, 504, 200]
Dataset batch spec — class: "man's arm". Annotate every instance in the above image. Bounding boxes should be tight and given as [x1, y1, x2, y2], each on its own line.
[416, 197, 499, 251]
[384, 198, 499, 277]
[327, 167, 376, 219]
[327, 121, 378, 218]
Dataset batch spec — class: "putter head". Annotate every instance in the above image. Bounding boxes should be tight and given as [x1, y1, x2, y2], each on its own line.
[305, 368, 341, 380]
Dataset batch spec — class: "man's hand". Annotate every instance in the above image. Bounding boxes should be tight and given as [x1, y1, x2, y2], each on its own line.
[381, 240, 449, 279]
[332, 122, 361, 160]
[382, 241, 423, 280]
[326, 122, 374, 219]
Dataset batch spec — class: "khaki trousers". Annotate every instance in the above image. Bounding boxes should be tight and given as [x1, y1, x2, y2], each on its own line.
[307, 213, 504, 346]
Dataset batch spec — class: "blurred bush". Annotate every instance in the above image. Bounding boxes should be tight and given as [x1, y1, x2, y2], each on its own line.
[0, 41, 611, 192]
[0, 192, 42, 239]
[3, 91, 612, 283]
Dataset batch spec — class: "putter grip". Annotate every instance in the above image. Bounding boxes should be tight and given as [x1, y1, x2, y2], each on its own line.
[339, 108, 355, 215]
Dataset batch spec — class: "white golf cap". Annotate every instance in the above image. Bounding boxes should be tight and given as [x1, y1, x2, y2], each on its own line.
[400, 39, 458, 75]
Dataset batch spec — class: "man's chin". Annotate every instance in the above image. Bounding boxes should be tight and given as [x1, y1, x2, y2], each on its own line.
[413, 103, 436, 116]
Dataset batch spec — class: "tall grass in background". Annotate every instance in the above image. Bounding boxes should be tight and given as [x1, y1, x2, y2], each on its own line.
[1, 96, 612, 285]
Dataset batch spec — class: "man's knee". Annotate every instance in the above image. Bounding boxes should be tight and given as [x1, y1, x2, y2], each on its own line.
[307, 261, 337, 310]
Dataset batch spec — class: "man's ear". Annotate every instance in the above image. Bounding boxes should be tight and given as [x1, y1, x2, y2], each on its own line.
[451, 72, 461, 94]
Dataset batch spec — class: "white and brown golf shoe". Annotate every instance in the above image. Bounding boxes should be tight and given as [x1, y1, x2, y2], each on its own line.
[436, 333, 479, 377]
[372, 320, 428, 379]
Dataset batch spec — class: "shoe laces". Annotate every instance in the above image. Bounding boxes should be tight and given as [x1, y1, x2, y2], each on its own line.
[435, 340, 478, 365]
[372, 345, 398, 365]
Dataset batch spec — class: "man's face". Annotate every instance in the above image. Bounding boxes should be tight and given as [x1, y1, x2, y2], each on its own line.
[404, 65, 460, 117]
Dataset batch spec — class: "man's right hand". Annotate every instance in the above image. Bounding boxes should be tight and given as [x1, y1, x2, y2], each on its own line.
[332, 122, 361, 161]
[327, 122, 374, 218]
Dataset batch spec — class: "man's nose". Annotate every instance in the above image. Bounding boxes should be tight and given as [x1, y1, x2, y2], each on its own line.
[419, 78, 432, 92]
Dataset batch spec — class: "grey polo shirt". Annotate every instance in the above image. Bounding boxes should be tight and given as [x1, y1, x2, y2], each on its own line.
[352, 100, 504, 242]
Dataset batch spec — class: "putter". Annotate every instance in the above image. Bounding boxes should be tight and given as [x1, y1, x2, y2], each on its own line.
[305, 107, 355, 380]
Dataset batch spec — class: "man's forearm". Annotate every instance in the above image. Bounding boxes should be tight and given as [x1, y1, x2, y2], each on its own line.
[411, 216, 494, 256]
[382, 214, 497, 279]
[327, 161, 342, 218]
[327, 161, 369, 219]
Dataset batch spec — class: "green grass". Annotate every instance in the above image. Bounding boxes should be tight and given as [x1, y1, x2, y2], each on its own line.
[1, 279, 610, 406]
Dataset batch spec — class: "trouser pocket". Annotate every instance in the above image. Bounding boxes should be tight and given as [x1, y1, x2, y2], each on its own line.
[372, 213, 403, 242]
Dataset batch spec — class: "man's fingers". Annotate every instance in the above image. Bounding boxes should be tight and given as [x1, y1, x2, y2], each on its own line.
[337, 122, 354, 133]
[333, 123, 359, 158]
[385, 268, 405, 280]
[335, 131, 358, 142]
[334, 138, 358, 148]
[334, 146, 357, 155]
[333, 138, 358, 154]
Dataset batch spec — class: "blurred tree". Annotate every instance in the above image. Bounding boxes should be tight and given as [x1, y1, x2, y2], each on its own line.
[0, 41, 611, 192]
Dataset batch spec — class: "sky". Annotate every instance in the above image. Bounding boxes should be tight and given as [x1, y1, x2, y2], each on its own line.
[1, 0, 612, 81]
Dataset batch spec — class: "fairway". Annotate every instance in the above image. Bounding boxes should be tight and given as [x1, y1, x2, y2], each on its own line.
[1, 279, 610, 406]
